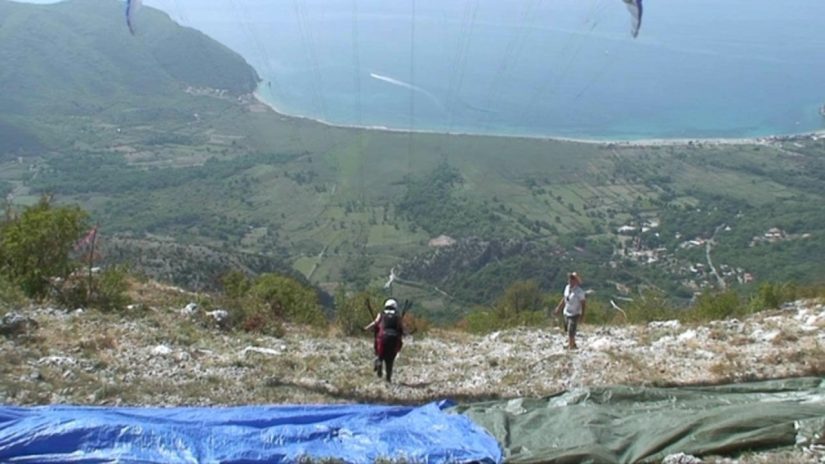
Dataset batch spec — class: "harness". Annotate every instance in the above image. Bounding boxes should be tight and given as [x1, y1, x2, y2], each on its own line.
[379, 309, 401, 337]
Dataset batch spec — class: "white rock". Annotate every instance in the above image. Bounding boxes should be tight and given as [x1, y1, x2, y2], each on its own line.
[694, 349, 716, 360]
[715, 319, 742, 330]
[206, 310, 229, 323]
[677, 330, 698, 342]
[588, 337, 613, 351]
[651, 335, 675, 348]
[240, 346, 281, 357]
[750, 329, 780, 343]
[649, 320, 681, 330]
[794, 309, 811, 320]
[504, 398, 527, 415]
[663, 452, 703, 464]
[764, 316, 784, 324]
[150, 345, 173, 356]
[800, 315, 822, 332]
[180, 303, 198, 316]
[37, 356, 76, 366]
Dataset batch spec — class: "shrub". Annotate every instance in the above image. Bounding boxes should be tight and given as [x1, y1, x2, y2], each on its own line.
[463, 308, 537, 334]
[247, 310, 287, 337]
[247, 273, 325, 326]
[797, 281, 825, 299]
[401, 312, 431, 336]
[583, 298, 624, 326]
[94, 265, 132, 311]
[462, 308, 497, 334]
[463, 307, 546, 334]
[0, 197, 88, 298]
[221, 270, 251, 300]
[54, 265, 132, 312]
[222, 272, 324, 334]
[690, 290, 742, 322]
[461, 280, 551, 334]
[0, 275, 25, 312]
[748, 282, 798, 312]
[626, 289, 681, 323]
[335, 290, 381, 337]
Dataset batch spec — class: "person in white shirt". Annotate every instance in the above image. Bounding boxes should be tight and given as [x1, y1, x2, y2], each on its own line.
[554, 272, 586, 349]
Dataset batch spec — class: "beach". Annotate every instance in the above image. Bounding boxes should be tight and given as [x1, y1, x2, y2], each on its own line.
[252, 90, 825, 149]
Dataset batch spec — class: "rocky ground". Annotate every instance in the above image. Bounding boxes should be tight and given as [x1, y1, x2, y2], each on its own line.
[1, 283, 823, 463]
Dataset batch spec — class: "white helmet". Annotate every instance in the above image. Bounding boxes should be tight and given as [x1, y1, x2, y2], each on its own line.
[384, 298, 398, 310]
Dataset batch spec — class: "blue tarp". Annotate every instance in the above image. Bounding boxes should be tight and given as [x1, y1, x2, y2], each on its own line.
[0, 400, 502, 463]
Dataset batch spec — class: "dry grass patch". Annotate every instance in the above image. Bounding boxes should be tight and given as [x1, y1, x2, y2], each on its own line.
[306, 355, 339, 376]
[167, 321, 203, 347]
[92, 383, 129, 403]
[799, 342, 825, 376]
[771, 328, 800, 346]
[729, 334, 752, 346]
[705, 447, 823, 464]
[682, 337, 703, 351]
[636, 331, 654, 347]
[1, 348, 25, 367]
[78, 332, 118, 354]
[708, 327, 729, 341]
[603, 350, 656, 382]
[127, 279, 203, 309]
[708, 351, 739, 380]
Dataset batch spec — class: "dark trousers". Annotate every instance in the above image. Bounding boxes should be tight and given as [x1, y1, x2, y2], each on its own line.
[375, 334, 402, 382]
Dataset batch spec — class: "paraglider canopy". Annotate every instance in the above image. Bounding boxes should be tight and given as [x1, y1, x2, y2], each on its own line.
[125, 0, 141, 35]
[623, 0, 643, 38]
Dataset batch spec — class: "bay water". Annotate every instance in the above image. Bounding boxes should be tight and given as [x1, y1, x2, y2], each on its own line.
[144, 0, 825, 140]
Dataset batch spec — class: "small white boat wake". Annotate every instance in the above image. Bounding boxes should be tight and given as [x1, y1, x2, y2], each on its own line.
[370, 72, 444, 110]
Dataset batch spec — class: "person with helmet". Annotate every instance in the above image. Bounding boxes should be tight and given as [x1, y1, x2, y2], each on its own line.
[364, 298, 405, 383]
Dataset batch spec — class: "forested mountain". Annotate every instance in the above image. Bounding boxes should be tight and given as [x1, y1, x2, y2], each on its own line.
[0, 0, 258, 152]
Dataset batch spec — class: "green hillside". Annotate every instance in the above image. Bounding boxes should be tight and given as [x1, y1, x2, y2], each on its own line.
[2, 0, 825, 323]
[0, 0, 258, 151]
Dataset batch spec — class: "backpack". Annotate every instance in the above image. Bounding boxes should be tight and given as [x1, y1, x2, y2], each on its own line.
[380, 309, 401, 336]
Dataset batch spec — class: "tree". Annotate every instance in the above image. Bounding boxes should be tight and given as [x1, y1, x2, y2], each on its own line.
[495, 279, 544, 318]
[462, 280, 548, 333]
[247, 273, 325, 326]
[0, 197, 88, 298]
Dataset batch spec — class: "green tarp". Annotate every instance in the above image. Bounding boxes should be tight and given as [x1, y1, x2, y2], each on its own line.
[455, 377, 825, 463]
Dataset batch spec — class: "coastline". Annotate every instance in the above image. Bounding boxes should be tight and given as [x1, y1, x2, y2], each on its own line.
[252, 91, 825, 149]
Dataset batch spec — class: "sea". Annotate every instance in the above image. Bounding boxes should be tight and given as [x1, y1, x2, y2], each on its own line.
[132, 0, 825, 139]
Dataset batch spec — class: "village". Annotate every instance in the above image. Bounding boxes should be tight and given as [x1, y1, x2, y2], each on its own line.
[613, 219, 812, 295]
